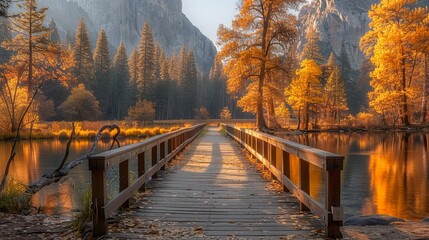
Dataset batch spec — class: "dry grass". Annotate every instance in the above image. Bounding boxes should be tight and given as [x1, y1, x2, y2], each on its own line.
[0, 178, 32, 214]
[0, 121, 185, 140]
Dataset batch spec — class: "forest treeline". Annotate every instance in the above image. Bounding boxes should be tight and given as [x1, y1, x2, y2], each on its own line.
[0, 0, 245, 134]
[217, 0, 429, 130]
[1, 0, 429, 133]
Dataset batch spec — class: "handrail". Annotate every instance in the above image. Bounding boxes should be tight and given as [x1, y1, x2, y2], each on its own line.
[88, 123, 206, 236]
[221, 123, 344, 238]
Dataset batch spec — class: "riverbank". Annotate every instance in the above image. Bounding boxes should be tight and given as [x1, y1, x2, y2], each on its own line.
[342, 221, 429, 239]
[0, 121, 184, 140]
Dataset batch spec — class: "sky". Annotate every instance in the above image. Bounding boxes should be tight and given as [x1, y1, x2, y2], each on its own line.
[182, 0, 239, 48]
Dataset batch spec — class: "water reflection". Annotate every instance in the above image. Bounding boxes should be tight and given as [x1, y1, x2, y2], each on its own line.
[0, 138, 140, 215]
[284, 132, 429, 220]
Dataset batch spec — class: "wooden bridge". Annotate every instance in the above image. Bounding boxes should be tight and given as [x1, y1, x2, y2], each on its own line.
[88, 124, 344, 239]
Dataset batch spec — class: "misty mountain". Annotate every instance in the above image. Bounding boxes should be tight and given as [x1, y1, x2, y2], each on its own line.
[32, 0, 217, 73]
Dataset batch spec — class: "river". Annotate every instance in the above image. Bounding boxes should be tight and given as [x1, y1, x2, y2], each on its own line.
[282, 131, 429, 220]
[0, 132, 428, 220]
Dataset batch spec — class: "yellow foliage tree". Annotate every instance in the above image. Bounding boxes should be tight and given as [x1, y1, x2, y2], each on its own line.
[360, 0, 429, 126]
[217, 0, 300, 131]
[286, 59, 322, 129]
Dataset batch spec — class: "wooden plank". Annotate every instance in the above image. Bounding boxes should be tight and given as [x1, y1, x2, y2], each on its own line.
[105, 126, 323, 239]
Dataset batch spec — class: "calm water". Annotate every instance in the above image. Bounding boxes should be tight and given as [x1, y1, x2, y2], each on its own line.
[0, 138, 140, 215]
[1, 132, 428, 220]
[282, 132, 429, 220]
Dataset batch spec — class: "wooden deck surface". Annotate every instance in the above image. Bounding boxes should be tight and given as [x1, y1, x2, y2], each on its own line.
[104, 127, 323, 239]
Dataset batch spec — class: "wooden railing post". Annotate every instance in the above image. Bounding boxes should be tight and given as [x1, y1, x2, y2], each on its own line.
[270, 144, 276, 179]
[160, 142, 166, 170]
[299, 158, 310, 211]
[222, 123, 344, 238]
[152, 145, 158, 179]
[138, 152, 145, 191]
[119, 159, 129, 209]
[282, 151, 290, 192]
[326, 168, 343, 238]
[91, 167, 107, 236]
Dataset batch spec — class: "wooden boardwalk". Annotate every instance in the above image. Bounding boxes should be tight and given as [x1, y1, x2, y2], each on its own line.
[104, 127, 323, 239]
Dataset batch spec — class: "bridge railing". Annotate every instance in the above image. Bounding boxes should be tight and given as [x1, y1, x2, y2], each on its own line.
[221, 124, 344, 238]
[88, 123, 206, 236]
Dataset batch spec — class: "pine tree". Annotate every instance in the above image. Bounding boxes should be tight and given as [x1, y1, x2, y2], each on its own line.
[73, 18, 94, 88]
[338, 45, 355, 112]
[0, 0, 10, 17]
[137, 22, 155, 101]
[153, 47, 169, 119]
[112, 42, 130, 119]
[323, 62, 348, 124]
[302, 27, 324, 64]
[93, 29, 111, 118]
[3, 0, 52, 96]
[128, 48, 139, 106]
[0, 18, 11, 64]
[183, 51, 198, 118]
[48, 18, 60, 44]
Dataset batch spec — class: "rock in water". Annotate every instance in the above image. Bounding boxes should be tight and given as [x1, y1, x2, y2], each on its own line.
[36, 0, 216, 73]
[344, 215, 405, 226]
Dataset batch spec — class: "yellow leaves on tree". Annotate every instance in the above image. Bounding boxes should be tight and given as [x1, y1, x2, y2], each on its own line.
[217, 0, 299, 131]
[360, 0, 429, 125]
[286, 59, 322, 129]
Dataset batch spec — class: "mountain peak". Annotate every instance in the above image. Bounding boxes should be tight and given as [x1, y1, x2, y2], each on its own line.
[38, 0, 216, 73]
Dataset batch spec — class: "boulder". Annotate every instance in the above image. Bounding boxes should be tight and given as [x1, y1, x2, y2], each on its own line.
[344, 215, 405, 226]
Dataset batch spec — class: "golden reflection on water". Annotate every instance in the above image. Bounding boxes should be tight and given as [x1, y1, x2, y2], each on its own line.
[0, 138, 140, 215]
[364, 134, 429, 220]
[287, 132, 429, 220]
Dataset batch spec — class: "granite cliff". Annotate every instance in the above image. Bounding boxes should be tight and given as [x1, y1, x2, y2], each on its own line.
[298, 0, 378, 71]
[36, 0, 216, 72]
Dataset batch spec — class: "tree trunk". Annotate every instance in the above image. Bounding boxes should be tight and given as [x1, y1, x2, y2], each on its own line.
[401, 52, 410, 125]
[304, 102, 309, 130]
[422, 54, 428, 124]
[267, 97, 280, 129]
[28, 6, 33, 99]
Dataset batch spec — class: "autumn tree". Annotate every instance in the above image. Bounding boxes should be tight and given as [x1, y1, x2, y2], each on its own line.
[93, 29, 111, 118]
[112, 42, 130, 119]
[360, 0, 429, 126]
[0, 64, 28, 132]
[220, 107, 232, 119]
[72, 18, 94, 88]
[137, 22, 155, 101]
[126, 99, 155, 125]
[218, 0, 299, 131]
[2, 0, 52, 96]
[286, 59, 322, 129]
[59, 84, 101, 121]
